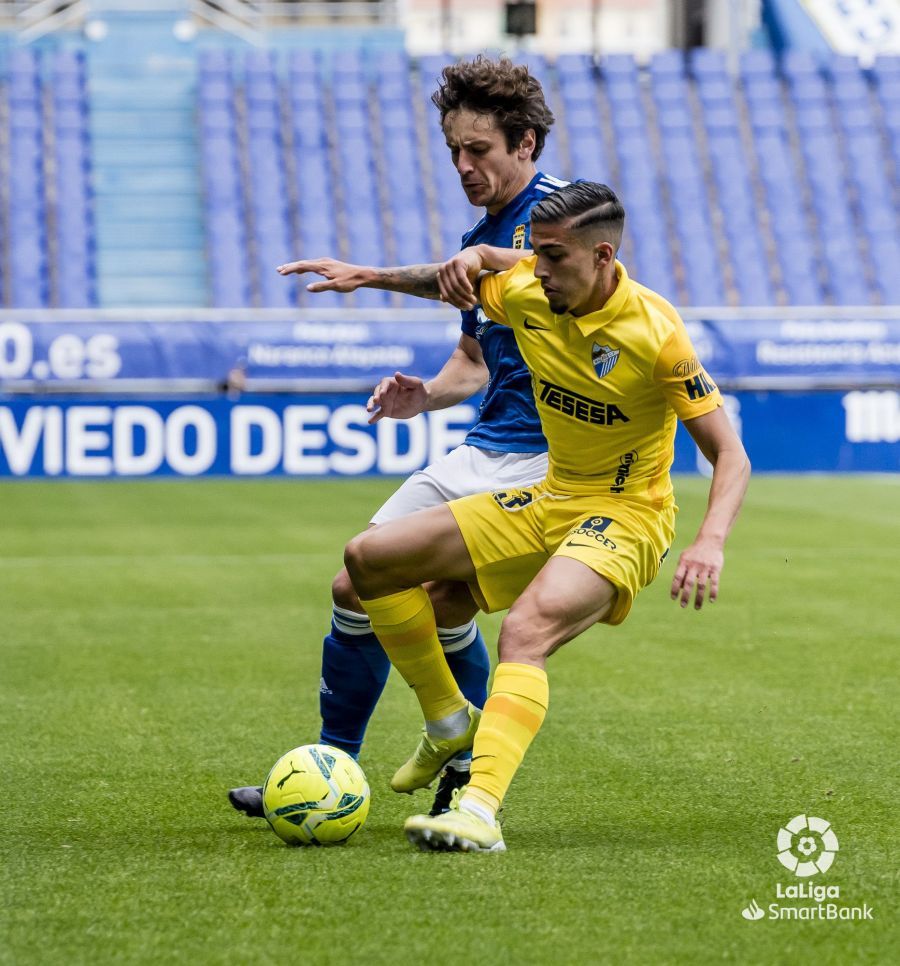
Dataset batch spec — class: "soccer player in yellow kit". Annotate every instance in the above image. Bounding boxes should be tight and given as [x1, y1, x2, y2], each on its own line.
[314, 181, 750, 852]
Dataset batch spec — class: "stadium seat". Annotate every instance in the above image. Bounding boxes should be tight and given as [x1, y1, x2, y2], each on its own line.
[781, 49, 821, 79]
[869, 237, 900, 301]
[689, 48, 727, 79]
[789, 76, 828, 106]
[650, 49, 685, 79]
[187, 45, 894, 309]
[288, 48, 318, 78]
[198, 47, 231, 78]
[49, 51, 95, 308]
[601, 54, 638, 79]
[740, 48, 777, 79]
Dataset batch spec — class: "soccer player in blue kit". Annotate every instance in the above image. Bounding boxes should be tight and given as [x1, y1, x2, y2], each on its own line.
[228, 56, 567, 818]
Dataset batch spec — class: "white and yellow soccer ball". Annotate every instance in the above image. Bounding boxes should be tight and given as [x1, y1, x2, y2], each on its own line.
[262, 744, 370, 846]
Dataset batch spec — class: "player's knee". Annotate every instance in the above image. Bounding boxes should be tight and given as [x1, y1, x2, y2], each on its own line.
[426, 580, 478, 627]
[331, 567, 360, 611]
[343, 532, 373, 586]
[497, 607, 552, 663]
[345, 531, 400, 599]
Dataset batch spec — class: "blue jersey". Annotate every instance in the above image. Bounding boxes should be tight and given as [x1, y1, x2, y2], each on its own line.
[459, 171, 566, 453]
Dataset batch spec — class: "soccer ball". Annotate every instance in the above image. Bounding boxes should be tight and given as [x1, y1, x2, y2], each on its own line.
[262, 744, 370, 846]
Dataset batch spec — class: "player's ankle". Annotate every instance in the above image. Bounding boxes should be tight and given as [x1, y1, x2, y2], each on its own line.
[459, 788, 500, 824]
[425, 704, 471, 739]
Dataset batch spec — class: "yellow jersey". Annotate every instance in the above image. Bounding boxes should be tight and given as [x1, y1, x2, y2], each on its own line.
[479, 256, 722, 511]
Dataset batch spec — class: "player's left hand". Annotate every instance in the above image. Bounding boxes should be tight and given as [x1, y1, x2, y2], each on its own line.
[366, 372, 429, 424]
[670, 538, 724, 610]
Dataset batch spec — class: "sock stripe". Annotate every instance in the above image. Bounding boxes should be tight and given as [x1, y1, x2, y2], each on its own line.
[332, 610, 374, 636]
[380, 618, 440, 649]
[360, 587, 467, 721]
[333, 604, 370, 622]
[467, 662, 549, 808]
[437, 622, 478, 653]
[483, 694, 544, 732]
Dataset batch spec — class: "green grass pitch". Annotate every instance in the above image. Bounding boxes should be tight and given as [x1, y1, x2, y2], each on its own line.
[1, 476, 897, 964]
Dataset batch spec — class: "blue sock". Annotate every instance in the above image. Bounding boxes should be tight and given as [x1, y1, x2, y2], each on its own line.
[319, 606, 391, 759]
[438, 621, 491, 771]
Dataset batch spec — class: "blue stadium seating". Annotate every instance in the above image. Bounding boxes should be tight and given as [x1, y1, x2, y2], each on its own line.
[198, 49, 251, 306]
[9, 45, 897, 309]
[599, 55, 678, 301]
[375, 55, 432, 308]
[694, 62, 775, 305]
[50, 49, 95, 307]
[0, 47, 900, 308]
[557, 55, 610, 184]
[0, 48, 96, 307]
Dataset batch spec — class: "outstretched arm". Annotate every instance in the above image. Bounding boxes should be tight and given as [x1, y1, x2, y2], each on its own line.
[277, 245, 530, 310]
[670, 407, 751, 610]
[278, 257, 446, 300]
[366, 334, 488, 424]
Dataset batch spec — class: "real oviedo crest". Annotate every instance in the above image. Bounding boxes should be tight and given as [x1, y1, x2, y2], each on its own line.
[592, 343, 620, 379]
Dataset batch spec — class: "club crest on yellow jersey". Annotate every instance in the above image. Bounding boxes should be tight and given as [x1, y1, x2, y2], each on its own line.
[592, 343, 620, 379]
[492, 488, 534, 511]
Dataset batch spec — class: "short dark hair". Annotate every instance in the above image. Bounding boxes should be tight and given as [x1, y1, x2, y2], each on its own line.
[531, 181, 625, 246]
[431, 55, 555, 162]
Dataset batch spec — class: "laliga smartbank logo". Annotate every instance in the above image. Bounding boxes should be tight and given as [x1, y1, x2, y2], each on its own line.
[740, 815, 874, 923]
[777, 813, 839, 877]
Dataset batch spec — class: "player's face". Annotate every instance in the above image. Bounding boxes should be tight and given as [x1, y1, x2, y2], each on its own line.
[530, 221, 612, 316]
[442, 109, 534, 214]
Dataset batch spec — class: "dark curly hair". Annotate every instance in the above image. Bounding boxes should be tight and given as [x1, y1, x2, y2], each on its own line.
[431, 55, 555, 162]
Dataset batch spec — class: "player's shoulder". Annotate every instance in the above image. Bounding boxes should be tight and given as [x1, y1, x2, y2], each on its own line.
[493, 256, 545, 314]
[627, 275, 688, 347]
[460, 213, 489, 248]
[504, 254, 541, 288]
[528, 172, 569, 206]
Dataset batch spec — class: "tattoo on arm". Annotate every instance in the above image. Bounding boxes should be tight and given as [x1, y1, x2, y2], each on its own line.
[371, 264, 442, 299]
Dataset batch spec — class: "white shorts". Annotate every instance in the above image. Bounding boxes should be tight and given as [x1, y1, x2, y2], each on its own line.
[370, 444, 549, 526]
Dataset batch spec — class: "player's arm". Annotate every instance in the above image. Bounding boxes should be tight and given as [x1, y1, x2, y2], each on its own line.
[366, 335, 487, 424]
[670, 408, 751, 610]
[437, 245, 532, 308]
[277, 245, 528, 310]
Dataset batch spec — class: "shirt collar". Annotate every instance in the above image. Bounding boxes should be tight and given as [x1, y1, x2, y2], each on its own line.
[568, 261, 632, 336]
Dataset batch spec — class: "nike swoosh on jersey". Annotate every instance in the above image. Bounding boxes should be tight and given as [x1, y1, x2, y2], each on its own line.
[523, 318, 549, 331]
[565, 541, 599, 549]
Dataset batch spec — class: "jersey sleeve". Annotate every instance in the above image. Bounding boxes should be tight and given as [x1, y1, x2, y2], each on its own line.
[477, 270, 511, 327]
[653, 324, 722, 420]
[460, 308, 479, 337]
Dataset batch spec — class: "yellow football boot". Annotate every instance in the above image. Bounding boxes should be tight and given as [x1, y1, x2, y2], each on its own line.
[404, 790, 505, 853]
[390, 703, 481, 793]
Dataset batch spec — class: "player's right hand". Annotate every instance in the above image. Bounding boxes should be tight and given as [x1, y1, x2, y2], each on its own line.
[366, 372, 429, 424]
[277, 258, 367, 293]
[436, 248, 483, 310]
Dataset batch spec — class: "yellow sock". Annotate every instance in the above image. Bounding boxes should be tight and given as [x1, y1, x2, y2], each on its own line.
[360, 587, 466, 721]
[465, 662, 549, 815]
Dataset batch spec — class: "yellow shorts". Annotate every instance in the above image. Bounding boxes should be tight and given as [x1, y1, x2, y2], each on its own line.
[447, 481, 676, 626]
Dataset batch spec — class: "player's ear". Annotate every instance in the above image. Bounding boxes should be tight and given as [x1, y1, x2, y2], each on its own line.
[594, 241, 614, 267]
[517, 128, 536, 160]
